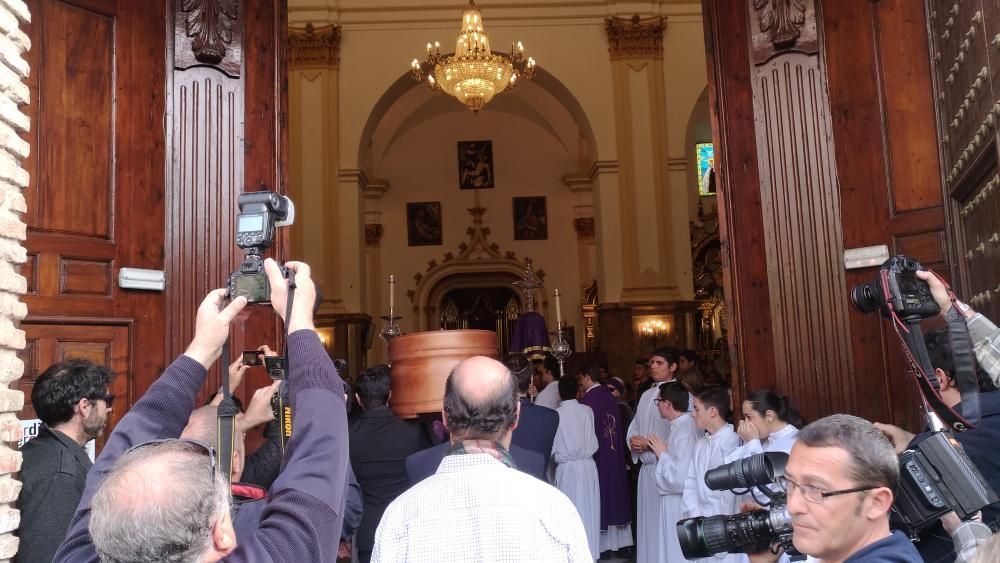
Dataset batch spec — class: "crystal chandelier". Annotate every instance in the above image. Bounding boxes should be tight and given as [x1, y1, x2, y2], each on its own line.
[410, 1, 536, 113]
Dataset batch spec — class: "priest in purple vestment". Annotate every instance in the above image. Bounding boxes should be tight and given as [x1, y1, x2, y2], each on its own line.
[578, 363, 634, 552]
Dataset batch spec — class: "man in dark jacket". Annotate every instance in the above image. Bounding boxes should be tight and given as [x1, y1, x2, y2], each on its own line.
[16, 360, 114, 563]
[504, 353, 558, 471]
[406, 439, 547, 485]
[349, 364, 430, 562]
[53, 259, 349, 562]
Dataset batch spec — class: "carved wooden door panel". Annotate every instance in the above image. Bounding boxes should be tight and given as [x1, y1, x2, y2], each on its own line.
[16, 0, 168, 446]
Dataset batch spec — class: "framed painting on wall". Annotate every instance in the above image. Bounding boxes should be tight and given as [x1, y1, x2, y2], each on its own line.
[458, 140, 495, 189]
[407, 202, 443, 246]
[513, 196, 547, 240]
[696, 142, 716, 196]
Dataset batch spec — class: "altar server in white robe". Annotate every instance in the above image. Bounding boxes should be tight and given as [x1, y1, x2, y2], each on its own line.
[724, 388, 803, 563]
[626, 347, 678, 563]
[647, 381, 701, 563]
[552, 376, 601, 560]
[683, 387, 742, 563]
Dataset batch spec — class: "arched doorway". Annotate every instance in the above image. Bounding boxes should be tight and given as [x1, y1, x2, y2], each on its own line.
[439, 286, 521, 355]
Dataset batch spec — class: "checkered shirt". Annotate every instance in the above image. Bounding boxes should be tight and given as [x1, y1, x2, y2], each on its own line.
[967, 310, 1000, 387]
[372, 451, 592, 562]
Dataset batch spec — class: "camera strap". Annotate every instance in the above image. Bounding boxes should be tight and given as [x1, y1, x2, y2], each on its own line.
[217, 338, 239, 489]
[275, 285, 294, 457]
[882, 270, 981, 431]
[216, 275, 297, 488]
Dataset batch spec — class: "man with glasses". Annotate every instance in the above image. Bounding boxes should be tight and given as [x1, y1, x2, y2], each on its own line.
[751, 414, 921, 563]
[54, 259, 349, 563]
[17, 359, 114, 563]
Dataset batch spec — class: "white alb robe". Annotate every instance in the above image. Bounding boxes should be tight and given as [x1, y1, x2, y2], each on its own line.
[653, 412, 700, 563]
[535, 380, 562, 410]
[626, 381, 672, 563]
[682, 424, 742, 563]
[553, 399, 602, 561]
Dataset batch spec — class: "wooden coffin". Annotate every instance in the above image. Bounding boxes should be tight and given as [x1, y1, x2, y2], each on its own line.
[388, 330, 498, 418]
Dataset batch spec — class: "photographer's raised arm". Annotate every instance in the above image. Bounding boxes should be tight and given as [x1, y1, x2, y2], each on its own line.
[917, 270, 1000, 386]
[54, 290, 247, 563]
[231, 259, 348, 563]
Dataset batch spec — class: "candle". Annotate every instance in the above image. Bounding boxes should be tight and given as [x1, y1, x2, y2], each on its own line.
[554, 289, 562, 326]
[389, 275, 395, 312]
[426, 42, 432, 55]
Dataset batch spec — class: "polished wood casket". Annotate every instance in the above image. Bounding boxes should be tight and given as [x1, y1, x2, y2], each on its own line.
[388, 330, 499, 418]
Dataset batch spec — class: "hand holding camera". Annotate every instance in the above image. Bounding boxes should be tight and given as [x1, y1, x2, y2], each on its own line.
[266, 259, 316, 333]
[185, 289, 248, 368]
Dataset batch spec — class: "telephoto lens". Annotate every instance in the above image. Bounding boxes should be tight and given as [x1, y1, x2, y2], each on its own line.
[677, 505, 795, 559]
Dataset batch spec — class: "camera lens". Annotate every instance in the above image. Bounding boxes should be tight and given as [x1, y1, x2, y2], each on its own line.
[850, 281, 883, 314]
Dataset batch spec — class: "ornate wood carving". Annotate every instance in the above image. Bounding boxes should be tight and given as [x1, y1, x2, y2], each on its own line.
[182, 0, 239, 63]
[365, 223, 384, 245]
[174, 0, 243, 78]
[573, 217, 595, 239]
[749, 0, 817, 63]
[288, 23, 341, 69]
[753, 0, 805, 47]
[604, 14, 666, 60]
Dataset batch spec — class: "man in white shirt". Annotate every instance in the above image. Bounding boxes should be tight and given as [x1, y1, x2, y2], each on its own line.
[626, 346, 677, 563]
[648, 381, 700, 563]
[534, 355, 562, 410]
[373, 356, 591, 563]
[553, 376, 601, 560]
[683, 387, 742, 563]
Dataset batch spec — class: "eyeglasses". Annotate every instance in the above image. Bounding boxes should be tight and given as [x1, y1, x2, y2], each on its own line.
[124, 438, 217, 473]
[775, 475, 878, 504]
[89, 392, 115, 408]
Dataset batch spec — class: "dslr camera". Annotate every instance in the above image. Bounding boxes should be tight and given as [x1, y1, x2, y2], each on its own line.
[228, 191, 295, 304]
[677, 452, 798, 559]
[850, 255, 938, 320]
[893, 431, 997, 533]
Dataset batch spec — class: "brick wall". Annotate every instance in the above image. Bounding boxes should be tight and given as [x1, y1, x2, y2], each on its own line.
[0, 0, 29, 560]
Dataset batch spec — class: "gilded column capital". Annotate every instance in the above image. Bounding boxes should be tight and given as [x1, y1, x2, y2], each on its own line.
[604, 14, 666, 60]
[574, 217, 595, 239]
[288, 23, 341, 69]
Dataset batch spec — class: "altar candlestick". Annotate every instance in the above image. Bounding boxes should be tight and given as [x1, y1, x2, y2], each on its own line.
[554, 289, 562, 326]
[389, 275, 395, 311]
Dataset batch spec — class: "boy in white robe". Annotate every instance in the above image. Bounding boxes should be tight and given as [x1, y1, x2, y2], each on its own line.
[682, 387, 742, 563]
[552, 376, 601, 560]
[626, 347, 678, 563]
[647, 381, 701, 563]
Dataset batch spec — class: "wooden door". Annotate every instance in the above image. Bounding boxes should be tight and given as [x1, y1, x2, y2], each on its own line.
[16, 0, 168, 446]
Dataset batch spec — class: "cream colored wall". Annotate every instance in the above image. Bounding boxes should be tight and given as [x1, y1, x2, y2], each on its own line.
[287, 0, 708, 343]
[377, 110, 584, 336]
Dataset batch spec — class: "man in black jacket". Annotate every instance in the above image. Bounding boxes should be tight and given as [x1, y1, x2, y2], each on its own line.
[505, 353, 558, 471]
[349, 365, 429, 562]
[17, 360, 114, 563]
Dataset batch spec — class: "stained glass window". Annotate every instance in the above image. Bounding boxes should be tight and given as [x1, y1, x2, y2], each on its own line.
[696, 142, 716, 196]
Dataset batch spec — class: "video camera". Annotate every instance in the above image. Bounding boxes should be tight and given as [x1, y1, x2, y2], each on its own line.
[228, 191, 295, 304]
[677, 452, 798, 559]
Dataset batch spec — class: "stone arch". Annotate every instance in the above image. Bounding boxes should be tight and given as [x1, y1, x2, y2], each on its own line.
[356, 65, 600, 178]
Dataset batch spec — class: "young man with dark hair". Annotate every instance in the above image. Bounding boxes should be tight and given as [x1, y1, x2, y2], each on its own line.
[349, 365, 429, 563]
[683, 387, 741, 563]
[647, 381, 699, 563]
[18, 359, 114, 563]
[875, 326, 1000, 562]
[533, 354, 562, 410]
[552, 375, 601, 559]
[628, 346, 678, 563]
[506, 353, 558, 469]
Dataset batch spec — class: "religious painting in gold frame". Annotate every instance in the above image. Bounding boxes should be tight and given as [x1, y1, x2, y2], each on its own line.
[406, 201, 443, 246]
[458, 140, 495, 189]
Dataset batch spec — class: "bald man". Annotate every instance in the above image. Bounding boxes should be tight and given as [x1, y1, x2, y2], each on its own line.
[373, 356, 591, 562]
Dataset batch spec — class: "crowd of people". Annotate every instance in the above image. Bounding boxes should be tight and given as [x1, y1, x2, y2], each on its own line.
[9, 262, 1000, 562]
